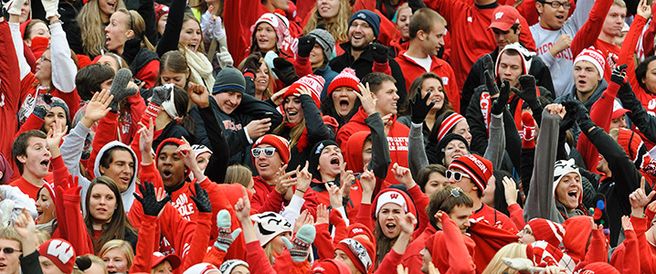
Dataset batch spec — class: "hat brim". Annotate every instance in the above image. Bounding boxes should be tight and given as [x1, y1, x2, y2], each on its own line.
[612, 109, 630, 120]
[489, 22, 513, 31]
[152, 254, 181, 270]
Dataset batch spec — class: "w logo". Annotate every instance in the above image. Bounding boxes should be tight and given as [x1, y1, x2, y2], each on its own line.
[389, 193, 399, 199]
[46, 239, 75, 264]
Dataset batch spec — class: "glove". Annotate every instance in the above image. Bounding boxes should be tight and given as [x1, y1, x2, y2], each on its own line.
[213, 209, 242, 252]
[410, 89, 435, 124]
[150, 85, 173, 106]
[216, 51, 234, 68]
[611, 64, 628, 86]
[484, 70, 500, 96]
[562, 100, 589, 124]
[517, 75, 541, 111]
[109, 68, 136, 111]
[241, 54, 262, 75]
[370, 43, 389, 63]
[7, 0, 25, 16]
[273, 57, 299, 86]
[297, 35, 316, 58]
[491, 80, 510, 115]
[42, 0, 59, 19]
[281, 224, 316, 262]
[133, 182, 171, 217]
[32, 104, 48, 119]
[482, 55, 495, 78]
[521, 112, 536, 148]
[190, 183, 212, 213]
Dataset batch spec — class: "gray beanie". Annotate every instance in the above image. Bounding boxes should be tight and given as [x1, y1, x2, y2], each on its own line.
[308, 29, 336, 60]
[212, 67, 246, 95]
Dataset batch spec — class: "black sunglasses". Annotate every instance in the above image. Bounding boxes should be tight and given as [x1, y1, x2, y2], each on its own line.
[0, 247, 21, 254]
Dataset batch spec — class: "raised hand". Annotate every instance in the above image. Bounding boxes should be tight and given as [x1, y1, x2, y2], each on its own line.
[234, 188, 251, 222]
[316, 204, 329, 224]
[275, 166, 298, 197]
[133, 181, 171, 217]
[411, 89, 435, 124]
[638, 0, 652, 19]
[482, 55, 495, 78]
[109, 68, 137, 111]
[13, 209, 37, 254]
[502, 176, 518, 206]
[150, 85, 173, 106]
[327, 182, 345, 209]
[611, 64, 628, 86]
[396, 212, 417, 236]
[82, 89, 113, 128]
[491, 80, 510, 115]
[293, 210, 314, 234]
[297, 35, 317, 58]
[392, 163, 416, 188]
[246, 118, 272, 140]
[629, 177, 655, 217]
[354, 82, 377, 115]
[296, 161, 312, 193]
[544, 103, 566, 119]
[138, 118, 154, 157]
[517, 75, 540, 110]
[191, 183, 212, 213]
[484, 70, 500, 96]
[339, 161, 354, 200]
[273, 57, 299, 86]
[281, 224, 316, 262]
[370, 42, 389, 63]
[46, 120, 68, 158]
[188, 82, 210, 108]
[621, 215, 634, 231]
[216, 51, 234, 68]
[214, 209, 242, 252]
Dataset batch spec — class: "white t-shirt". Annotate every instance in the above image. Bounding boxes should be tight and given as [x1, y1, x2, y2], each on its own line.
[403, 53, 432, 72]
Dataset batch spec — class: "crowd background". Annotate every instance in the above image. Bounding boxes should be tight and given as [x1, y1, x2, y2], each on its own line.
[1, 0, 656, 272]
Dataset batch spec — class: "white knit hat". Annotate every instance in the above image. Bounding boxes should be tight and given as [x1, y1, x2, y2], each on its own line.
[574, 47, 606, 78]
[219, 259, 249, 274]
[250, 212, 293, 246]
[552, 159, 581, 196]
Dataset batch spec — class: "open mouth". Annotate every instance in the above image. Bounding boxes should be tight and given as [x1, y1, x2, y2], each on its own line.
[567, 189, 578, 199]
[287, 110, 298, 119]
[555, 14, 565, 21]
[577, 79, 587, 86]
[330, 157, 340, 166]
[40, 159, 50, 169]
[161, 170, 173, 179]
[186, 43, 197, 51]
[384, 222, 397, 234]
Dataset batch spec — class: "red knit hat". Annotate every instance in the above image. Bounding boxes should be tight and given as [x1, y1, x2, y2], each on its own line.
[347, 223, 375, 244]
[282, 74, 325, 107]
[527, 218, 565, 248]
[155, 138, 187, 157]
[574, 47, 606, 78]
[311, 259, 352, 274]
[335, 238, 375, 274]
[327, 68, 360, 97]
[616, 128, 651, 169]
[448, 154, 494, 191]
[252, 134, 291, 164]
[38, 239, 76, 274]
[154, 3, 170, 23]
[577, 262, 620, 274]
[372, 188, 417, 220]
[437, 112, 466, 142]
[563, 216, 594, 262]
[526, 240, 576, 271]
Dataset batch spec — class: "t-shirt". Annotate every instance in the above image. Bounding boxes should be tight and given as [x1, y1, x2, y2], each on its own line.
[9, 175, 51, 201]
[403, 53, 433, 72]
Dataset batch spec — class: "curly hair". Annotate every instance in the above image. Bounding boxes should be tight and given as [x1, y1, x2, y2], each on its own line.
[302, 0, 352, 43]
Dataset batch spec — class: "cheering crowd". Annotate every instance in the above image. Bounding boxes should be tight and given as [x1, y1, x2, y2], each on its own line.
[1, 0, 656, 272]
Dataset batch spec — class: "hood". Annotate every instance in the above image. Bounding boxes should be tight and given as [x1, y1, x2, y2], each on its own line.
[562, 80, 608, 109]
[93, 141, 138, 210]
[562, 216, 593, 262]
[495, 43, 535, 77]
[345, 131, 370, 173]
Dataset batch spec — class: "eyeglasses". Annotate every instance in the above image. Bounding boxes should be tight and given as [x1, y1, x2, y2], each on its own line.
[251, 147, 276, 158]
[541, 0, 571, 9]
[0, 247, 21, 254]
[446, 170, 470, 182]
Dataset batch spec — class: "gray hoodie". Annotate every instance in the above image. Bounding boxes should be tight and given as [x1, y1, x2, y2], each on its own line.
[60, 123, 138, 212]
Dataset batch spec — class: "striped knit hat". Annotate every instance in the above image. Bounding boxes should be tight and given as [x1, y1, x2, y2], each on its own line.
[448, 154, 493, 191]
[527, 218, 565, 248]
[526, 240, 576, 272]
[282, 74, 325, 107]
[327, 68, 360, 96]
[436, 112, 466, 143]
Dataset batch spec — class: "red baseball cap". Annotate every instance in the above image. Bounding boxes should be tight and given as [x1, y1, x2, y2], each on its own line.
[612, 100, 630, 120]
[489, 5, 522, 31]
[151, 252, 181, 270]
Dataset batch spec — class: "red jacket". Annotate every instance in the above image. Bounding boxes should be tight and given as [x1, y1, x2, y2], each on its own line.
[337, 108, 409, 185]
[0, 22, 21, 167]
[470, 203, 518, 234]
[424, 0, 535, 90]
[430, 214, 477, 274]
[594, 39, 620, 81]
[401, 225, 437, 274]
[395, 52, 460, 112]
[610, 216, 654, 273]
[468, 221, 519, 272]
[578, 80, 619, 171]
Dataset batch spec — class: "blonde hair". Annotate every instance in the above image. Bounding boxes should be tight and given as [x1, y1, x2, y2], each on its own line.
[482, 243, 528, 274]
[78, 0, 126, 56]
[115, 9, 156, 52]
[99, 240, 134, 268]
[238, 54, 274, 99]
[73, 255, 108, 274]
[225, 165, 253, 189]
[0, 227, 21, 245]
[613, 0, 626, 8]
[302, 0, 352, 42]
[181, 13, 206, 53]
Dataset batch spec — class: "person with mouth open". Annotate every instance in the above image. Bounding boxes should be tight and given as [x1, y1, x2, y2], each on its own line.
[321, 68, 362, 127]
[530, 0, 613, 97]
[10, 130, 53, 201]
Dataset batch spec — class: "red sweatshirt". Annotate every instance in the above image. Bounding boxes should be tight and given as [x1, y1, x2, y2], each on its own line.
[430, 214, 477, 274]
[468, 221, 519, 272]
[609, 229, 641, 274]
[337, 108, 409, 185]
[577, 80, 620, 170]
[0, 22, 21, 162]
[18, 73, 81, 123]
[424, 0, 536, 90]
[610, 216, 656, 273]
[594, 39, 620, 81]
[395, 52, 461, 112]
[134, 60, 160, 89]
[470, 203, 517, 233]
[401, 225, 437, 274]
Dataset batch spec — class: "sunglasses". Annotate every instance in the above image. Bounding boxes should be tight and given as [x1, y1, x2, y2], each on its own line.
[251, 147, 276, 158]
[0, 247, 21, 254]
[446, 170, 470, 182]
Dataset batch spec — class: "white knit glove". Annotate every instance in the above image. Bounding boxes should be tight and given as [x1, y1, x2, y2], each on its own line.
[216, 51, 234, 68]
[42, 0, 60, 19]
[6, 0, 25, 16]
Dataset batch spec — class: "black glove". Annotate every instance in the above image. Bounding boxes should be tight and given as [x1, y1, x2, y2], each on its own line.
[190, 183, 212, 213]
[410, 89, 435, 124]
[133, 181, 171, 217]
[611, 64, 628, 86]
[370, 42, 389, 63]
[484, 70, 500, 96]
[562, 100, 592, 132]
[491, 80, 510, 115]
[517, 75, 540, 110]
[273, 57, 299, 86]
[297, 35, 316, 58]
[109, 68, 136, 111]
[241, 54, 262, 75]
[482, 55, 495, 78]
[150, 85, 172, 106]
[122, 37, 142, 65]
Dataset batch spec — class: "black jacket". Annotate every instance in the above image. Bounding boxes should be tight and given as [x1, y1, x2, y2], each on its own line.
[617, 82, 656, 143]
[198, 104, 230, 183]
[461, 48, 555, 112]
[329, 42, 407, 106]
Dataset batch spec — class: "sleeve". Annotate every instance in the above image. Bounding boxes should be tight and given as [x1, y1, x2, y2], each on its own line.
[616, 82, 656, 143]
[19, 251, 44, 274]
[313, 223, 336, 259]
[465, 91, 489, 155]
[407, 185, 430, 238]
[128, 215, 158, 273]
[49, 21, 78, 93]
[246, 241, 278, 274]
[134, 60, 160, 90]
[281, 194, 305, 223]
[180, 212, 213, 270]
[408, 122, 429, 179]
[441, 214, 476, 274]
[577, 81, 619, 169]
[62, 182, 95, 255]
[59, 122, 90, 185]
[484, 113, 505, 171]
[507, 204, 526, 228]
[523, 110, 564, 223]
[631, 216, 656, 272]
[294, 56, 313, 78]
[366, 113, 391, 179]
[138, 0, 158, 44]
[423, 0, 465, 27]
[8, 22, 30, 80]
[618, 16, 651, 106]
[372, 249, 405, 274]
[300, 95, 333, 143]
[330, 209, 348, 243]
[582, 228, 608, 264]
[354, 203, 374, 229]
[199, 104, 230, 183]
[155, 0, 186, 56]
[86, 112, 120, 177]
[14, 114, 44, 138]
[127, 93, 147, 143]
[565, 0, 596, 32]
[569, 0, 613, 57]
[237, 93, 284, 128]
[620, 230, 641, 274]
[461, 57, 484, 113]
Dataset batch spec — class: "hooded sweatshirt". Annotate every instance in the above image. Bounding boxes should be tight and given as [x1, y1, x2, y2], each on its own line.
[89, 141, 139, 211]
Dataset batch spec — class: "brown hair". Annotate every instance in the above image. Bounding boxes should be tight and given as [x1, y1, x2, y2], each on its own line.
[12, 130, 47, 174]
[416, 164, 447, 192]
[115, 9, 156, 52]
[225, 165, 253, 189]
[427, 185, 474, 230]
[409, 8, 446, 39]
[408, 72, 452, 116]
[361, 72, 396, 95]
[157, 50, 191, 87]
